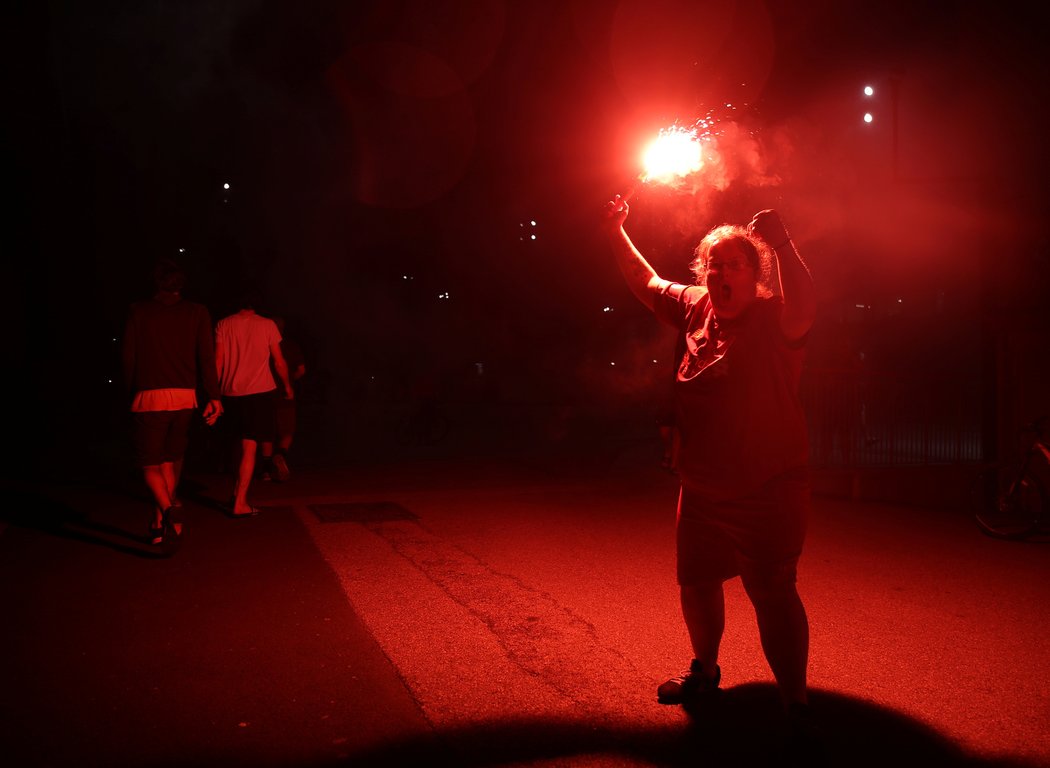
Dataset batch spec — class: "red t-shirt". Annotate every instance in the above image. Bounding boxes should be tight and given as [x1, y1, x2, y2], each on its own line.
[653, 284, 809, 500]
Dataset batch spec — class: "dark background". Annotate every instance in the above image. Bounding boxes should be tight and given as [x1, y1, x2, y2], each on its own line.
[10, 0, 1049, 470]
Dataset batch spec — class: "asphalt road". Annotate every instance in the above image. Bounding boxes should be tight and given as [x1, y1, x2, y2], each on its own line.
[2, 451, 1048, 767]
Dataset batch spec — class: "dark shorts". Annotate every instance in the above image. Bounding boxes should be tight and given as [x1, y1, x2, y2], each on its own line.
[222, 390, 278, 442]
[676, 467, 810, 587]
[132, 409, 193, 467]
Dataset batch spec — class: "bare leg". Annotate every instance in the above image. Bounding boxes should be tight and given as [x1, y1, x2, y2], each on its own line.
[232, 438, 258, 515]
[270, 415, 293, 481]
[260, 441, 274, 477]
[142, 464, 173, 528]
[276, 403, 295, 476]
[742, 576, 809, 708]
[275, 431, 293, 480]
[160, 460, 184, 534]
[170, 458, 183, 506]
[680, 581, 725, 678]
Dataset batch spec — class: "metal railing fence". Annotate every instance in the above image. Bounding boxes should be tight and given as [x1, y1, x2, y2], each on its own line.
[800, 366, 983, 468]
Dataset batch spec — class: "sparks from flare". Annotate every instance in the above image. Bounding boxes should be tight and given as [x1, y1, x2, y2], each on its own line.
[623, 107, 764, 201]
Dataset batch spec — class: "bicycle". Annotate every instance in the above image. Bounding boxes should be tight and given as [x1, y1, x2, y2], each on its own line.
[972, 416, 1049, 540]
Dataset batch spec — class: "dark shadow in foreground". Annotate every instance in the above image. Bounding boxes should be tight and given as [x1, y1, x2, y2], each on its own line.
[0, 473, 234, 556]
[334, 684, 1033, 768]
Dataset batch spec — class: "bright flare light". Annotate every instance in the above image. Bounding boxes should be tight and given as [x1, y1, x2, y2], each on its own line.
[641, 126, 703, 184]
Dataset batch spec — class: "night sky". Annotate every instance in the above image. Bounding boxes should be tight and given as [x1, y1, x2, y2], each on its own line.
[11, 0, 1050, 465]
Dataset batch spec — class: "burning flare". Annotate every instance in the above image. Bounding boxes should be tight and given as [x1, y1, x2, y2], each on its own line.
[641, 125, 703, 184]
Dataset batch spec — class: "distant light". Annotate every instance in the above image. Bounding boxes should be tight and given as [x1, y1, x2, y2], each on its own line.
[107, 379, 113, 384]
[223, 182, 231, 190]
[652, 359, 658, 364]
[863, 113, 874, 124]
[402, 274, 414, 280]
[112, 338, 117, 342]
[864, 85, 874, 96]
[610, 361, 616, 366]
[530, 234, 536, 240]
[178, 248, 185, 253]
[855, 304, 866, 309]
[530, 220, 537, 226]
[602, 306, 614, 313]
[897, 298, 903, 303]
[438, 291, 450, 299]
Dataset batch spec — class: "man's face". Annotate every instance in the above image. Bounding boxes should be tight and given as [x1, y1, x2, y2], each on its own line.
[704, 240, 758, 319]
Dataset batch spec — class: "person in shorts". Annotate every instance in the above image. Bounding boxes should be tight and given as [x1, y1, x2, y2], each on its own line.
[259, 315, 305, 482]
[122, 258, 222, 549]
[602, 194, 820, 746]
[215, 287, 294, 517]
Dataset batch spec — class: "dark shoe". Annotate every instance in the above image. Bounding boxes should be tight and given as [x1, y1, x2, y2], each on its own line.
[657, 659, 720, 705]
[271, 453, 290, 482]
[158, 506, 182, 557]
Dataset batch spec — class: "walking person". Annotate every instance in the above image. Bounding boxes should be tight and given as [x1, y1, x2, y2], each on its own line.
[121, 258, 222, 553]
[602, 194, 823, 757]
[215, 287, 294, 517]
[259, 315, 305, 482]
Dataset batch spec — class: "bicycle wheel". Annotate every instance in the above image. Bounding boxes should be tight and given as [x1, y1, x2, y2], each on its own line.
[972, 464, 1045, 539]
